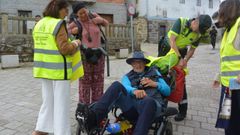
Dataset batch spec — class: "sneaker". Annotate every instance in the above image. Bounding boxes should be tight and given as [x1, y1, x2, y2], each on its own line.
[76, 103, 97, 133]
[174, 113, 186, 121]
[32, 131, 48, 135]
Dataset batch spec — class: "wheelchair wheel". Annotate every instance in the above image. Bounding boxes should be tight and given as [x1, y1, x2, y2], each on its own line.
[163, 122, 173, 135]
[155, 121, 173, 135]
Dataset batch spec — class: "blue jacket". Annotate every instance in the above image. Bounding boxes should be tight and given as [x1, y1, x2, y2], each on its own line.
[121, 66, 170, 105]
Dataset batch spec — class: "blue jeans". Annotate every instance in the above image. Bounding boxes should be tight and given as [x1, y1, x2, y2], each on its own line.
[92, 81, 162, 135]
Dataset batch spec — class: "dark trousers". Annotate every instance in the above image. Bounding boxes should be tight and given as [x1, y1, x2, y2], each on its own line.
[225, 90, 240, 135]
[211, 37, 216, 49]
[178, 48, 188, 115]
[92, 81, 158, 135]
[178, 82, 187, 115]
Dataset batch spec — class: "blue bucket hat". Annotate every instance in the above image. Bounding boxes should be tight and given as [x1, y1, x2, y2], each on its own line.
[126, 51, 150, 65]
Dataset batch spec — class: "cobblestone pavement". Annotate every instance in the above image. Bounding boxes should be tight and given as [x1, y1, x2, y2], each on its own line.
[0, 43, 224, 135]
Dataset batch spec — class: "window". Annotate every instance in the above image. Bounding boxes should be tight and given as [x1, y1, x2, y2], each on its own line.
[18, 10, 32, 34]
[163, 9, 167, 17]
[18, 10, 32, 17]
[209, 0, 213, 8]
[197, 0, 201, 6]
[179, 0, 185, 4]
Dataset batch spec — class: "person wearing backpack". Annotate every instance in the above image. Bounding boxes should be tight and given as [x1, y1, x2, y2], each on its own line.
[68, 2, 108, 104]
[150, 15, 212, 121]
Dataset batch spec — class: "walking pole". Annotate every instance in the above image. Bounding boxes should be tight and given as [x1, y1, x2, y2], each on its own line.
[99, 27, 110, 77]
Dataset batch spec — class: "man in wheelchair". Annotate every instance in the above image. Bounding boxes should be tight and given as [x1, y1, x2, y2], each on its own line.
[77, 51, 170, 135]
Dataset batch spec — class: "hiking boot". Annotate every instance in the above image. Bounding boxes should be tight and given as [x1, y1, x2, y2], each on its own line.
[174, 113, 186, 121]
[76, 103, 97, 133]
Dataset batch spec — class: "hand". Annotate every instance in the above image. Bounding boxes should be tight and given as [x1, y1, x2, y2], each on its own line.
[177, 59, 187, 69]
[212, 80, 220, 89]
[71, 27, 79, 34]
[140, 77, 157, 88]
[72, 39, 81, 47]
[133, 90, 147, 99]
[92, 17, 104, 25]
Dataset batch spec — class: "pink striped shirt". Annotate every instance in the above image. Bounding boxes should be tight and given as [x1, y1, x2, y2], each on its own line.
[68, 13, 108, 48]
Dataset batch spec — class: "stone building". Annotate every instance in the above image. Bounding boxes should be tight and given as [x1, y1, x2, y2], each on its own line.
[0, 0, 127, 24]
[0, 0, 134, 63]
[128, 0, 220, 43]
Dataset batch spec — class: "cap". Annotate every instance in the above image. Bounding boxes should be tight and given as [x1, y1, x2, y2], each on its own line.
[198, 14, 212, 34]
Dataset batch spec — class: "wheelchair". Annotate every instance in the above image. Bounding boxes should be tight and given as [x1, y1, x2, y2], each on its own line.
[75, 100, 178, 135]
[75, 67, 179, 135]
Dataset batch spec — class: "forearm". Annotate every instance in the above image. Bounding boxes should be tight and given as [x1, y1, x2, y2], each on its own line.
[157, 79, 170, 96]
[56, 25, 77, 55]
[121, 75, 137, 95]
[92, 16, 109, 26]
[184, 47, 195, 62]
[90, 12, 109, 26]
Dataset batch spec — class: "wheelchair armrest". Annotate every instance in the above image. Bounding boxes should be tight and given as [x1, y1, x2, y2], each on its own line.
[162, 107, 178, 117]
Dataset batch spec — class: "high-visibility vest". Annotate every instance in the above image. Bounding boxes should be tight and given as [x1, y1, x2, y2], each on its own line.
[71, 46, 84, 82]
[167, 17, 201, 49]
[33, 16, 83, 80]
[220, 17, 240, 87]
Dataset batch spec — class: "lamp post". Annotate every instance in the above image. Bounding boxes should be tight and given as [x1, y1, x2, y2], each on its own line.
[128, 3, 135, 53]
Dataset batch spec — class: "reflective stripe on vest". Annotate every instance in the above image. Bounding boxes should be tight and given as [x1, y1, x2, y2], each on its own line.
[33, 17, 72, 80]
[72, 62, 81, 72]
[71, 47, 84, 82]
[222, 55, 240, 62]
[34, 61, 72, 69]
[220, 17, 240, 86]
[34, 48, 61, 55]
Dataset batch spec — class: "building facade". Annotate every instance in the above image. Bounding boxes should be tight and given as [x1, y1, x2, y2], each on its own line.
[0, 0, 127, 24]
[137, 0, 219, 19]
[128, 0, 220, 43]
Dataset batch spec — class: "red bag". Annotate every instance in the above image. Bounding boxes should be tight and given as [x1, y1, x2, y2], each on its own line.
[167, 66, 185, 103]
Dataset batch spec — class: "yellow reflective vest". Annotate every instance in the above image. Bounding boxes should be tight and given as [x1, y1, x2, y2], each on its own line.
[220, 17, 240, 87]
[168, 17, 201, 49]
[33, 16, 83, 80]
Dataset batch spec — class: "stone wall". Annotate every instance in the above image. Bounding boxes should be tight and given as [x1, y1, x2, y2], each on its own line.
[134, 17, 148, 44]
[0, 0, 127, 24]
[0, 35, 136, 62]
[0, 35, 33, 62]
[107, 38, 132, 55]
[148, 20, 174, 44]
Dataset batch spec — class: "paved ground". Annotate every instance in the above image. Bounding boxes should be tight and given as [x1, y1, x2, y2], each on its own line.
[0, 43, 224, 135]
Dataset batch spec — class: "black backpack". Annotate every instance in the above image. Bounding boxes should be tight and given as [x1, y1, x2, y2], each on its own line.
[158, 37, 171, 57]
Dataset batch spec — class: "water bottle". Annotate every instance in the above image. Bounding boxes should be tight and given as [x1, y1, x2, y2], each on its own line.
[106, 123, 121, 134]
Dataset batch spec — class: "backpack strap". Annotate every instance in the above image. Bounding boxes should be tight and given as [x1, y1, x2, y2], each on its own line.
[73, 17, 83, 40]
